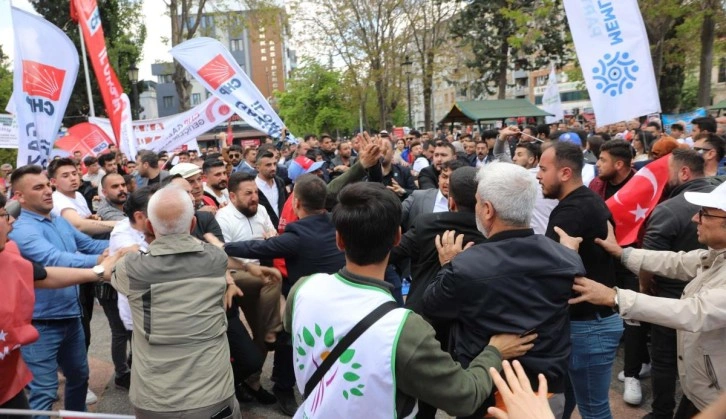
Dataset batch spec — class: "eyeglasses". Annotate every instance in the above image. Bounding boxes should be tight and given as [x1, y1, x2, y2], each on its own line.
[698, 208, 726, 223]
[228, 154, 241, 158]
[0, 212, 11, 223]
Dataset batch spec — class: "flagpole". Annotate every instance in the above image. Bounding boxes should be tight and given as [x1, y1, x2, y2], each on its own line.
[78, 25, 95, 117]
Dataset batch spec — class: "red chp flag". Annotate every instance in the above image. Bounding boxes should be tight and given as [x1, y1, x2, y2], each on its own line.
[606, 156, 671, 245]
[70, 0, 124, 147]
[55, 122, 113, 158]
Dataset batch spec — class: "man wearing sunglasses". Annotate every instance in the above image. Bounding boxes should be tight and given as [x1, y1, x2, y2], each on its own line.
[692, 132, 726, 177]
[565, 173, 726, 419]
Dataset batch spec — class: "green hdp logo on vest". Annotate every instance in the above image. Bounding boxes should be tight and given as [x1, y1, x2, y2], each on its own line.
[296, 324, 365, 410]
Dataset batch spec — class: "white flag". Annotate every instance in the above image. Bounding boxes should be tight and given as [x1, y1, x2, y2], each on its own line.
[563, 0, 660, 126]
[118, 94, 138, 159]
[170, 37, 294, 141]
[89, 96, 232, 153]
[11, 7, 79, 168]
[542, 64, 564, 124]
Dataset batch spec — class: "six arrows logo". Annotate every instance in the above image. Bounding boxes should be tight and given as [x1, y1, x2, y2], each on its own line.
[22, 60, 66, 101]
[198, 54, 236, 90]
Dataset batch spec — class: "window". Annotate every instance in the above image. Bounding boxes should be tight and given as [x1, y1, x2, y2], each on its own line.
[158, 75, 172, 84]
[271, 65, 277, 71]
[231, 39, 244, 52]
[192, 93, 201, 105]
[269, 45, 275, 51]
[259, 33, 266, 39]
[270, 51, 276, 58]
[206, 91, 212, 98]
[261, 48, 267, 54]
[272, 82, 279, 90]
[163, 96, 173, 108]
[261, 56, 267, 61]
[260, 40, 267, 46]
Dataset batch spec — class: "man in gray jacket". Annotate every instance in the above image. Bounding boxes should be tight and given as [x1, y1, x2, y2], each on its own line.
[566, 179, 726, 418]
[112, 185, 239, 418]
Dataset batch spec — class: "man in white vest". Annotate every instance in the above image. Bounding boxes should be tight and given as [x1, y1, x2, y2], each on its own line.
[283, 182, 537, 418]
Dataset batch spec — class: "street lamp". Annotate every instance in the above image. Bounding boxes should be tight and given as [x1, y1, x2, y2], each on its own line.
[127, 61, 139, 120]
[402, 55, 413, 128]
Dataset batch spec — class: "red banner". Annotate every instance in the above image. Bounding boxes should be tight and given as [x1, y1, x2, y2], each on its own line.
[70, 0, 124, 147]
[55, 122, 113, 158]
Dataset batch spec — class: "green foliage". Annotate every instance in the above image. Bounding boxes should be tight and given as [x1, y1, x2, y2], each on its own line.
[0, 149, 18, 167]
[276, 62, 357, 135]
[30, 0, 146, 128]
[450, 0, 569, 97]
[0, 46, 12, 113]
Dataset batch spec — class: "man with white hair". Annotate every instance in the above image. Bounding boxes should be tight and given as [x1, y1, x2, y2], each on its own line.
[422, 162, 585, 419]
[111, 185, 239, 418]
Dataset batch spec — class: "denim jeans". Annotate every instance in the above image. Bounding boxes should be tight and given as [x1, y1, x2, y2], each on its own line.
[566, 313, 623, 419]
[21, 318, 89, 419]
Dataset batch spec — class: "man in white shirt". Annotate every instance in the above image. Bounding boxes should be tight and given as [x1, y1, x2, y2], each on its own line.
[215, 171, 282, 405]
[203, 159, 231, 207]
[82, 156, 104, 188]
[401, 160, 465, 231]
[512, 142, 558, 235]
[254, 150, 287, 229]
[49, 158, 116, 236]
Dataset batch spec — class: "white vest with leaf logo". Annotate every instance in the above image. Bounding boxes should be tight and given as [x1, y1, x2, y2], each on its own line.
[291, 273, 415, 418]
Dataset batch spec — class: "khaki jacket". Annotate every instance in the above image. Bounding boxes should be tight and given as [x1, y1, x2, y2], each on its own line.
[619, 247, 726, 410]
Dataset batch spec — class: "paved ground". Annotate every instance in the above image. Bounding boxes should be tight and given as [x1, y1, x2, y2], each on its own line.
[56, 304, 677, 418]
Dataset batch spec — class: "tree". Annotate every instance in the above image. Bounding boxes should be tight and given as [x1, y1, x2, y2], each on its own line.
[166, 0, 208, 112]
[450, 0, 569, 99]
[0, 46, 12, 113]
[276, 61, 356, 135]
[30, 0, 146, 127]
[697, 0, 719, 106]
[401, 0, 458, 130]
[293, 0, 408, 130]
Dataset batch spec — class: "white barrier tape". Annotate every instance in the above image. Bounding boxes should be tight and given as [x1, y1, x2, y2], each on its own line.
[0, 409, 134, 418]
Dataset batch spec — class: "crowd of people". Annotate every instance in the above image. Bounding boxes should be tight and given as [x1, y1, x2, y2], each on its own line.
[2, 114, 726, 419]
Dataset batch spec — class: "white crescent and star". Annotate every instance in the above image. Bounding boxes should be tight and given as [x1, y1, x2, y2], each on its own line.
[633, 167, 659, 201]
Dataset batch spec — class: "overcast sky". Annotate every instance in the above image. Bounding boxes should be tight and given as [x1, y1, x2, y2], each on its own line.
[0, 0, 307, 82]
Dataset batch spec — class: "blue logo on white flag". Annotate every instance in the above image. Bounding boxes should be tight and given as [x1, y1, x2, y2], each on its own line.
[592, 52, 639, 97]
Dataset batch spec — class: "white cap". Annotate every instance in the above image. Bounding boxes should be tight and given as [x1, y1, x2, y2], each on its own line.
[684, 181, 726, 212]
[169, 162, 202, 179]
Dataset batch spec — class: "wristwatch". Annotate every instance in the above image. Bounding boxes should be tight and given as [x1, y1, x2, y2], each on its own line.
[612, 287, 620, 313]
[92, 265, 105, 281]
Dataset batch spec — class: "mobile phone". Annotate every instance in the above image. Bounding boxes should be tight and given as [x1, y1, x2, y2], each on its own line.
[519, 328, 537, 338]
[210, 405, 233, 419]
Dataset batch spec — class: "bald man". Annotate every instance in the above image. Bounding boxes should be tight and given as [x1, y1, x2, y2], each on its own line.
[111, 185, 241, 419]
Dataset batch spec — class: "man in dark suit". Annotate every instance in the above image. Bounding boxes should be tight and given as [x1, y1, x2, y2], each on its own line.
[390, 166, 484, 419]
[255, 150, 288, 229]
[401, 159, 466, 231]
[223, 174, 346, 416]
[418, 141, 456, 189]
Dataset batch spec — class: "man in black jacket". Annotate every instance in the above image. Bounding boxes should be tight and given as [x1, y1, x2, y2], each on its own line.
[418, 141, 455, 190]
[223, 174, 346, 416]
[638, 149, 718, 419]
[390, 166, 484, 419]
[255, 150, 288, 229]
[423, 162, 584, 419]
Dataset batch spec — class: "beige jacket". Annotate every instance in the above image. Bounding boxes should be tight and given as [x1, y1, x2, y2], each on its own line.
[619, 247, 726, 410]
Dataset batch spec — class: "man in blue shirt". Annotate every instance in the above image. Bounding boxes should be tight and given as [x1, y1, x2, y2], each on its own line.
[8, 165, 108, 416]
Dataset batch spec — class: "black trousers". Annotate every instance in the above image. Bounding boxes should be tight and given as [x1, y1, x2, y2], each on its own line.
[674, 395, 701, 419]
[618, 268, 651, 377]
[98, 292, 132, 377]
[0, 390, 30, 415]
[79, 283, 95, 350]
[272, 333, 296, 392]
[227, 309, 264, 384]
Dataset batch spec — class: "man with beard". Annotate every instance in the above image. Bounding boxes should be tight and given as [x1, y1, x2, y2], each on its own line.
[379, 138, 416, 201]
[226, 145, 245, 173]
[99, 152, 118, 175]
[588, 139, 651, 406]
[330, 140, 356, 180]
[537, 141, 622, 419]
[511, 142, 557, 235]
[256, 150, 287, 229]
[473, 141, 493, 167]
[402, 160, 465, 231]
[418, 142, 456, 190]
[215, 172, 282, 408]
[204, 159, 231, 207]
[97, 173, 129, 222]
[422, 162, 584, 419]
[136, 150, 169, 187]
[169, 163, 218, 212]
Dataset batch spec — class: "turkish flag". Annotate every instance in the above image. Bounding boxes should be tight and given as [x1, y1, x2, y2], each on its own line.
[55, 122, 113, 158]
[606, 156, 671, 246]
